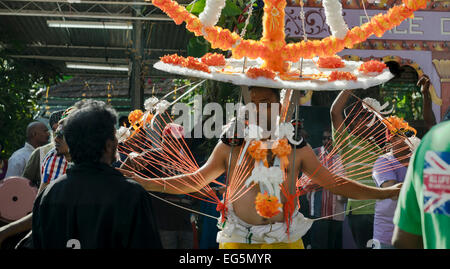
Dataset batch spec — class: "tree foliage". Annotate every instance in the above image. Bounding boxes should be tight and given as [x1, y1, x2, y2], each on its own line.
[0, 51, 61, 158]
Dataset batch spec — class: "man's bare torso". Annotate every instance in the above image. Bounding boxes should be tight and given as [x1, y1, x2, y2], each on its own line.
[223, 142, 303, 226]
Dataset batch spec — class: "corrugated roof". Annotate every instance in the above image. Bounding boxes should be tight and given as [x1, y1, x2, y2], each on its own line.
[0, 0, 190, 78]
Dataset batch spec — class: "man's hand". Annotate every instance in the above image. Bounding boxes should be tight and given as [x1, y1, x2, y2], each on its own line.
[417, 75, 431, 96]
[120, 152, 147, 172]
[384, 183, 403, 200]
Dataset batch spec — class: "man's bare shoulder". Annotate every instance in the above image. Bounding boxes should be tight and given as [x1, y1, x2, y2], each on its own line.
[294, 143, 318, 164]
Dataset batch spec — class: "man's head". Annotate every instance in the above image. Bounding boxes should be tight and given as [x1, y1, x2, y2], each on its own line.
[26, 121, 50, 148]
[249, 87, 281, 130]
[53, 120, 69, 157]
[63, 100, 118, 165]
[343, 101, 383, 137]
[322, 129, 332, 149]
[119, 115, 130, 128]
[49, 110, 64, 132]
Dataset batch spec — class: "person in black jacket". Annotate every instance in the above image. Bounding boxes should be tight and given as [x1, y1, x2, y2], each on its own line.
[32, 100, 162, 249]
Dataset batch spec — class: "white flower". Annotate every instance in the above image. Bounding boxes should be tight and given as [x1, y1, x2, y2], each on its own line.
[275, 122, 303, 145]
[116, 126, 131, 143]
[199, 0, 226, 27]
[244, 164, 284, 202]
[323, 0, 349, 39]
[155, 100, 171, 114]
[406, 136, 421, 152]
[362, 97, 393, 115]
[144, 97, 159, 112]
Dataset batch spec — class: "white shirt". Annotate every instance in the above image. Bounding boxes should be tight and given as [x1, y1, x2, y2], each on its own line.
[4, 142, 35, 178]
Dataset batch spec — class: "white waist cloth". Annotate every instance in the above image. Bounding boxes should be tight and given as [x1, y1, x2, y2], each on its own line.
[216, 204, 314, 245]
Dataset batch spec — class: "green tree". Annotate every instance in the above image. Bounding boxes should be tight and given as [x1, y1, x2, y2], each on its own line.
[0, 51, 61, 158]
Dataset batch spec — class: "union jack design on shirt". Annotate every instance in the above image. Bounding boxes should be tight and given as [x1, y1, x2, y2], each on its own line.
[423, 151, 450, 216]
[41, 148, 68, 184]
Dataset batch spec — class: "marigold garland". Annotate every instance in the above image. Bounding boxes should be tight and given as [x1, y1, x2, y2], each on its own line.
[161, 54, 185, 66]
[328, 71, 357, 82]
[255, 192, 282, 219]
[246, 67, 276, 80]
[128, 109, 144, 127]
[317, 56, 345, 69]
[182, 56, 210, 73]
[247, 140, 269, 167]
[382, 116, 417, 137]
[271, 139, 291, 171]
[358, 60, 387, 74]
[151, 0, 429, 70]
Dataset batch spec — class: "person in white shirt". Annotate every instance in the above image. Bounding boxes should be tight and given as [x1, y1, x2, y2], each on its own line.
[4, 122, 50, 178]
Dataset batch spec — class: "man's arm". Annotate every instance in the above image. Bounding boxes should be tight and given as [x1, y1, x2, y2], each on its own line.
[330, 90, 352, 132]
[392, 226, 423, 249]
[299, 145, 401, 200]
[130, 141, 229, 194]
[22, 148, 41, 187]
[4, 154, 24, 178]
[0, 213, 33, 247]
[417, 75, 436, 130]
[0, 177, 50, 247]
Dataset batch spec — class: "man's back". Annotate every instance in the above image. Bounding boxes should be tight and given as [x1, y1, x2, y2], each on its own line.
[32, 162, 162, 249]
[393, 121, 450, 249]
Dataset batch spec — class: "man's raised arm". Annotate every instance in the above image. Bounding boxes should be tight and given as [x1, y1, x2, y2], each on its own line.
[330, 90, 352, 132]
[130, 141, 229, 194]
[299, 145, 401, 200]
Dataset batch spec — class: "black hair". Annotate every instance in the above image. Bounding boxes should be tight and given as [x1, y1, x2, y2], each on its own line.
[49, 110, 64, 127]
[63, 100, 118, 164]
[249, 86, 280, 102]
[119, 115, 130, 128]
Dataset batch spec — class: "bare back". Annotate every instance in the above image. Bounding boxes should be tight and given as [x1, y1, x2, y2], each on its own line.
[221, 141, 305, 226]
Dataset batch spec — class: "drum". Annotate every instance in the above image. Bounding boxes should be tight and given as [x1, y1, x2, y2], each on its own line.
[0, 177, 37, 223]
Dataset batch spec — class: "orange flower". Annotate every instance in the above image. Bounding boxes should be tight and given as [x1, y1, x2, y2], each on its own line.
[317, 55, 345, 68]
[182, 56, 210, 73]
[272, 139, 291, 170]
[246, 67, 276, 80]
[358, 60, 387, 74]
[160, 54, 185, 66]
[128, 109, 144, 126]
[403, 0, 428, 10]
[382, 116, 417, 137]
[328, 71, 357, 82]
[255, 192, 282, 219]
[248, 140, 269, 167]
[201, 53, 226, 66]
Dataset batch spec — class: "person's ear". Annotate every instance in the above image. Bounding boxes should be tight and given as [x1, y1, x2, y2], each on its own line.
[104, 139, 114, 154]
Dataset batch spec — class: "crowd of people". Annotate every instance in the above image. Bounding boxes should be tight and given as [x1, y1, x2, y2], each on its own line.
[0, 74, 449, 249]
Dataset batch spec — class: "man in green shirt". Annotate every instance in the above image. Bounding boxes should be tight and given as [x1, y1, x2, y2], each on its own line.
[331, 90, 386, 249]
[392, 120, 450, 249]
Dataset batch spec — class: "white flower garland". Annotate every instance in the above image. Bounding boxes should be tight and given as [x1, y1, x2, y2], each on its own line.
[199, 0, 226, 27]
[116, 126, 131, 143]
[144, 96, 159, 112]
[322, 0, 349, 39]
